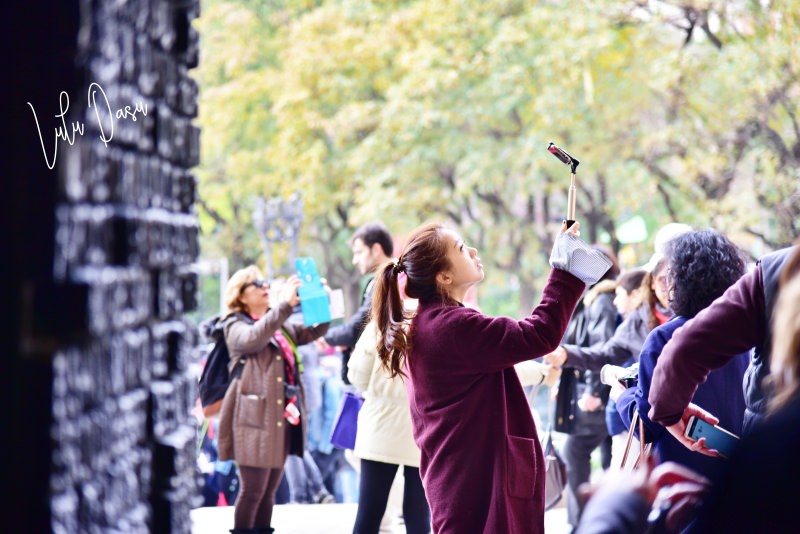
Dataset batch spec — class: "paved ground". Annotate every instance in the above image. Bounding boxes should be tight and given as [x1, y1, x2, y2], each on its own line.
[191, 503, 570, 533]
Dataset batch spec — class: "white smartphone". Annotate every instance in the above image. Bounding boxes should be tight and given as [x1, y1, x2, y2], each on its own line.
[328, 288, 345, 320]
[684, 416, 740, 459]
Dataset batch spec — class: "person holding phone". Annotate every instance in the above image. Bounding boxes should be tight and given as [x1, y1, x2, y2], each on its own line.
[682, 416, 739, 458]
[371, 220, 610, 533]
[612, 230, 749, 481]
[575, 245, 800, 534]
[217, 266, 330, 534]
[649, 242, 799, 443]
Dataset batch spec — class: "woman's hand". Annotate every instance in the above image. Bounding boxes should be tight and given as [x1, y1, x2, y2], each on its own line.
[544, 346, 568, 368]
[320, 277, 333, 300]
[579, 459, 710, 533]
[280, 275, 302, 307]
[578, 393, 603, 412]
[665, 403, 722, 457]
[609, 382, 626, 402]
[600, 364, 630, 401]
[542, 364, 562, 388]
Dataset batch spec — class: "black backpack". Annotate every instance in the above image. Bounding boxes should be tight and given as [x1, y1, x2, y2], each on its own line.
[198, 313, 250, 417]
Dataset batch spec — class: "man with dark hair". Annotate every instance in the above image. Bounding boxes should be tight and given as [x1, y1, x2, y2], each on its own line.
[323, 222, 393, 383]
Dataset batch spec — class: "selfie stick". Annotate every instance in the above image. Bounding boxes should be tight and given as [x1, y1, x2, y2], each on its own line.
[547, 142, 580, 228]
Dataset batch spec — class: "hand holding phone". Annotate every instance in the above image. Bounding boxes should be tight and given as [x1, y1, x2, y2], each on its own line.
[277, 275, 302, 307]
[683, 416, 740, 459]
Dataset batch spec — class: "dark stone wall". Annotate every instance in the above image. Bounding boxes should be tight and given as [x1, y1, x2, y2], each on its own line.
[6, 1, 203, 531]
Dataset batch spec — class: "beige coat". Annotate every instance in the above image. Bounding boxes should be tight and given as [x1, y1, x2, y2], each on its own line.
[218, 302, 329, 468]
[347, 321, 421, 467]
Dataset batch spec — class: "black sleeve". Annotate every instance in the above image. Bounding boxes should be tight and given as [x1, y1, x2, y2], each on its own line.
[324, 280, 374, 348]
[564, 307, 648, 372]
[583, 295, 618, 398]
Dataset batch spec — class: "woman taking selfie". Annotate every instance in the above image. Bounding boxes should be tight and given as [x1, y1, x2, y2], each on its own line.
[218, 266, 330, 534]
[372, 221, 610, 533]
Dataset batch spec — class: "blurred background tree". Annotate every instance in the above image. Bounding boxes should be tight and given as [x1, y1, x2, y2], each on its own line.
[193, 0, 799, 317]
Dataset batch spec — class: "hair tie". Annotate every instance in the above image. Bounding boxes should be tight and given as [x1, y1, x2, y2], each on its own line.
[393, 259, 405, 275]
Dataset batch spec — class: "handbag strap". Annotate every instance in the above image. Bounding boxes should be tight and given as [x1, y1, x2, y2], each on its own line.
[620, 411, 653, 470]
[529, 376, 556, 435]
[620, 411, 638, 469]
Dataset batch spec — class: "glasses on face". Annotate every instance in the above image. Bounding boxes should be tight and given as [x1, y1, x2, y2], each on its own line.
[241, 279, 269, 293]
[655, 268, 672, 290]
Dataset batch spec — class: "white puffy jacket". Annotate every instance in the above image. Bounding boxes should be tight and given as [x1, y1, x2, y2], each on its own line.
[347, 321, 421, 467]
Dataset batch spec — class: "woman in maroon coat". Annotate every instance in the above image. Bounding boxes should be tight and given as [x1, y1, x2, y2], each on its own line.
[372, 221, 610, 533]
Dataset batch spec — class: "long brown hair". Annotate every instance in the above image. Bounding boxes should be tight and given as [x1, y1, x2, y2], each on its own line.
[372, 222, 455, 377]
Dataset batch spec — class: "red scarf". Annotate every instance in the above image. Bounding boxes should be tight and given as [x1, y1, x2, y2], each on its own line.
[274, 329, 301, 425]
[654, 306, 671, 326]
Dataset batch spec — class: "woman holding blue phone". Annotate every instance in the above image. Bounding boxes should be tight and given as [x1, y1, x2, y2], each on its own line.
[613, 230, 749, 481]
[218, 266, 330, 534]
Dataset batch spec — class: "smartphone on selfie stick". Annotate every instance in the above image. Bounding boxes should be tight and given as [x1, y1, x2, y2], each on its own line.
[684, 416, 740, 459]
[547, 142, 580, 228]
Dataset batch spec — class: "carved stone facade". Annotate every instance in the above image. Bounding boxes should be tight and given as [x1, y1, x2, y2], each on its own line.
[9, 1, 203, 532]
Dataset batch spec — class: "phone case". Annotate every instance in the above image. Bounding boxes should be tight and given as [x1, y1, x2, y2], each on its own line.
[685, 417, 739, 458]
[296, 257, 331, 326]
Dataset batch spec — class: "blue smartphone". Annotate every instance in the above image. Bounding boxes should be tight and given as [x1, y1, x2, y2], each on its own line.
[295, 257, 331, 326]
[684, 416, 740, 458]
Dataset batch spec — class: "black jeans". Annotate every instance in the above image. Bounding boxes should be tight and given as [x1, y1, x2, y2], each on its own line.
[311, 448, 347, 497]
[353, 459, 430, 534]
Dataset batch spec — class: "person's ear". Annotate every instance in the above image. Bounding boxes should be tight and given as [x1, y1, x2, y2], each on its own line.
[436, 271, 452, 286]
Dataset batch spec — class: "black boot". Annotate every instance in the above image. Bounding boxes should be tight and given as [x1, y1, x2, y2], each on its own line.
[229, 529, 259, 534]
[255, 529, 274, 534]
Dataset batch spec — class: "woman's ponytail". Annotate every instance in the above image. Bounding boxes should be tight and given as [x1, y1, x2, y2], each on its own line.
[372, 260, 409, 378]
[371, 222, 454, 378]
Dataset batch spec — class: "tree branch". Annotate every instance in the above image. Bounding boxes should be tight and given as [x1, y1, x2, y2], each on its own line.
[635, 159, 683, 218]
[743, 227, 782, 250]
[700, 17, 723, 49]
[196, 195, 228, 227]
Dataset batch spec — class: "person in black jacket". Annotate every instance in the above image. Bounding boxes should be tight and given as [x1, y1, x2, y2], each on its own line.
[553, 246, 620, 530]
[322, 222, 393, 384]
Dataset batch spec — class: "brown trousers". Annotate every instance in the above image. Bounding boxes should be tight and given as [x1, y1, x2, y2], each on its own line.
[234, 429, 291, 529]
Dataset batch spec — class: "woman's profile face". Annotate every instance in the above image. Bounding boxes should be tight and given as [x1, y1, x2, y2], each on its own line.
[614, 286, 639, 315]
[239, 278, 270, 315]
[652, 267, 671, 309]
[440, 229, 485, 289]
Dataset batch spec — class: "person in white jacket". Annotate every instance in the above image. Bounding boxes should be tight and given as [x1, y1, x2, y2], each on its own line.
[348, 309, 431, 534]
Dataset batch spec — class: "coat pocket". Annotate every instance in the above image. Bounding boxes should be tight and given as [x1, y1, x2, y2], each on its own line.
[237, 394, 266, 428]
[506, 435, 537, 499]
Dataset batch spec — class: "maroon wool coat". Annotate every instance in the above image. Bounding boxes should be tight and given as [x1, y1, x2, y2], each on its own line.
[406, 269, 584, 534]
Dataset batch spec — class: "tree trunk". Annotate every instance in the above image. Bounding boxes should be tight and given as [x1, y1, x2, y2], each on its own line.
[518, 279, 538, 318]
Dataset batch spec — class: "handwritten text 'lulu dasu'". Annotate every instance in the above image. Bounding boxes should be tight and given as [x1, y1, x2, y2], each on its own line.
[27, 83, 148, 170]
